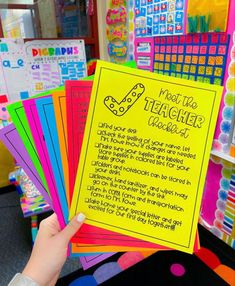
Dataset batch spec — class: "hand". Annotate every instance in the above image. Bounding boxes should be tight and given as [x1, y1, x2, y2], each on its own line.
[22, 213, 85, 286]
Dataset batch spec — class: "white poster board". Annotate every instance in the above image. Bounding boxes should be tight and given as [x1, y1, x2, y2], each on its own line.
[0, 38, 29, 101]
[25, 39, 87, 93]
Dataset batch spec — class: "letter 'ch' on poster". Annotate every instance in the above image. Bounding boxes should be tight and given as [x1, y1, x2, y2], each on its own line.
[70, 60, 223, 254]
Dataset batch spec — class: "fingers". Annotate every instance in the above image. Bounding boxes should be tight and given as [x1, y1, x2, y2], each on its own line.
[58, 213, 86, 243]
[38, 213, 61, 237]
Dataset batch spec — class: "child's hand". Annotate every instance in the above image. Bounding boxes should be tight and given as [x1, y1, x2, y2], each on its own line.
[22, 213, 85, 286]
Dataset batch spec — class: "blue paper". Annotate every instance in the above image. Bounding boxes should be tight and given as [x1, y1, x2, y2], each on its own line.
[36, 96, 69, 222]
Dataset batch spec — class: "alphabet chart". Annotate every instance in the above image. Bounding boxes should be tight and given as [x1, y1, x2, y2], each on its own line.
[0, 39, 29, 101]
[25, 40, 87, 93]
[135, 0, 186, 37]
[153, 33, 230, 85]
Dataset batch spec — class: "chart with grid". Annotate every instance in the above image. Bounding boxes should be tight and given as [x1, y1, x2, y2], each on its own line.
[153, 33, 230, 85]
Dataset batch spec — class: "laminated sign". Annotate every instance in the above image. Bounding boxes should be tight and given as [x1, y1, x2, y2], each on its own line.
[69, 60, 222, 253]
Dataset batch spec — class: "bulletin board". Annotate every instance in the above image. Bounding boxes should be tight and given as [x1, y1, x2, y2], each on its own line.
[153, 33, 230, 85]
[133, 0, 235, 250]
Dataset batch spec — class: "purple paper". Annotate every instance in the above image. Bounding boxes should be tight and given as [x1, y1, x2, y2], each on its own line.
[80, 253, 116, 270]
[0, 123, 52, 206]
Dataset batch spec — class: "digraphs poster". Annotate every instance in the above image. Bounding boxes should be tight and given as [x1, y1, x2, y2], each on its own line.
[70, 60, 223, 254]
[0, 38, 29, 101]
[24, 40, 87, 93]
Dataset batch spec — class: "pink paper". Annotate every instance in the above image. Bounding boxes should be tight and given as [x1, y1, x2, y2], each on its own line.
[72, 224, 199, 252]
[66, 80, 93, 202]
[23, 97, 65, 228]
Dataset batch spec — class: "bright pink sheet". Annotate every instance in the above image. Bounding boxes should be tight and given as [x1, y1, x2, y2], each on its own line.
[23, 97, 65, 228]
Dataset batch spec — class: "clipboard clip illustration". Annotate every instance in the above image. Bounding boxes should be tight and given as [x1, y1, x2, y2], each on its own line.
[104, 83, 145, 116]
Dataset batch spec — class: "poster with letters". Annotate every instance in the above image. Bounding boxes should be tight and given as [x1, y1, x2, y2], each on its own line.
[0, 38, 29, 101]
[25, 40, 87, 94]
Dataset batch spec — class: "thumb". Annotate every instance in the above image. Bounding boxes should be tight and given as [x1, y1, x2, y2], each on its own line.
[59, 213, 86, 243]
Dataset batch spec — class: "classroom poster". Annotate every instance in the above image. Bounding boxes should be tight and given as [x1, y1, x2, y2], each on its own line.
[135, 0, 186, 37]
[70, 61, 222, 254]
[153, 33, 230, 85]
[24, 40, 87, 93]
[0, 38, 29, 101]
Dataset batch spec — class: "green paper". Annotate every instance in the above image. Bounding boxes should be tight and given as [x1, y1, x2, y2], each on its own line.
[7, 86, 64, 198]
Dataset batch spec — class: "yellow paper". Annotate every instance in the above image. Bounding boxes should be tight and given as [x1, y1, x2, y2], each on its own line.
[187, 0, 230, 32]
[71, 243, 158, 253]
[70, 60, 223, 254]
[52, 91, 70, 205]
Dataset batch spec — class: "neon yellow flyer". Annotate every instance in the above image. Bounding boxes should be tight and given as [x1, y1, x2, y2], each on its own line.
[70, 60, 223, 254]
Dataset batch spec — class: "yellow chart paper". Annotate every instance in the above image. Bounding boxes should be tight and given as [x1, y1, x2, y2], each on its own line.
[70, 61, 223, 254]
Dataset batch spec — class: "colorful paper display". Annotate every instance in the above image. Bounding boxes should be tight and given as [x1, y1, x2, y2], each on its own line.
[3, 60, 202, 262]
[23, 97, 65, 228]
[153, 33, 230, 85]
[6, 88, 63, 200]
[71, 243, 158, 254]
[70, 60, 222, 254]
[135, 0, 186, 37]
[65, 78, 183, 250]
[24, 40, 87, 94]
[36, 96, 68, 222]
[0, 0, 234, 267]
[7, 101, 50, 196]
[52, 90, 70, 204]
